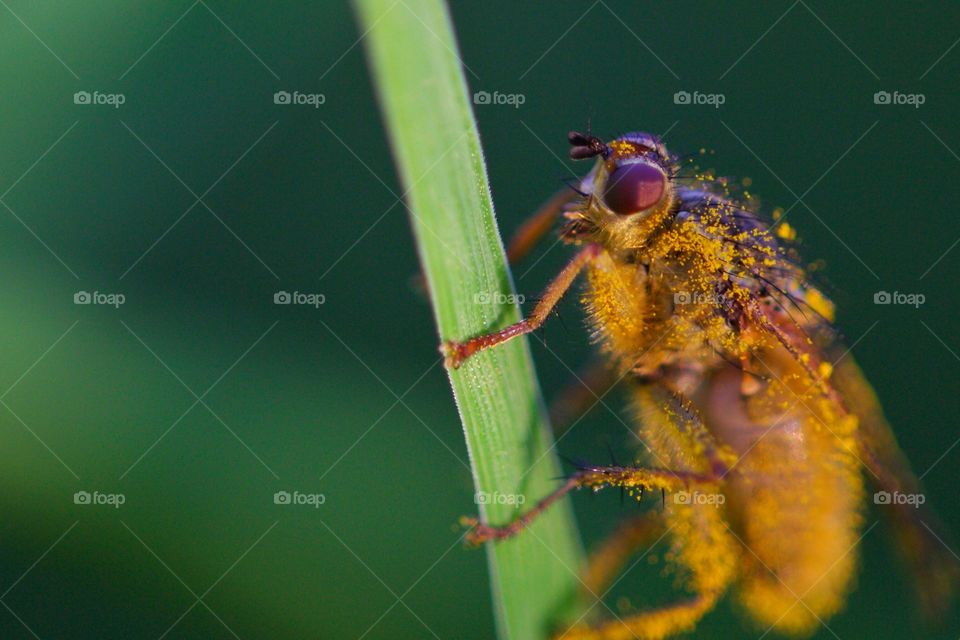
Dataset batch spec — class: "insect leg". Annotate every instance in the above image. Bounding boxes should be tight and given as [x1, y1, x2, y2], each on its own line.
[558, 513, 725, 640]
[464, 464, 716, 545]
[547, 359, 620, 436]
[505, 186, 581, 264]
[555, 593, 723, 640]
[442, 244, 600, 369]
[556, 470, 737, 639]
[580, 512, 665, 597]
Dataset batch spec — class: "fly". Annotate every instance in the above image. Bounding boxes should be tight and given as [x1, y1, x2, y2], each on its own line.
[444, 130, 958, 639]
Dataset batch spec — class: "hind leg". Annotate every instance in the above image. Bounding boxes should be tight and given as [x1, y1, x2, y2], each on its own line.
[581, 513, 666, 597]
[558, 593, 722, 640]
[557, 502, 738, 640]
[546, 358, 620, 437]
[560, 509, 730, 640]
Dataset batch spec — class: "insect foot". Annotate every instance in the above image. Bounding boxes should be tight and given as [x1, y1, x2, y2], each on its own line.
[460, 516, 508, 546]
[440, 340, 467, 369]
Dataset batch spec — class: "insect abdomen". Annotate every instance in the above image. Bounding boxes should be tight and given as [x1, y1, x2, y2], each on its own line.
[704, 365, 865, 634]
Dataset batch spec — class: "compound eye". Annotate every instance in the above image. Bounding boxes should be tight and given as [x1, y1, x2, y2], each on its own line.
[603, 162, 665, 215]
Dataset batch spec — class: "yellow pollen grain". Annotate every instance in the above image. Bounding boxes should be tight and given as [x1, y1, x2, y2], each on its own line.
[818, 361, 834, 380]
[776, 222, 797, 241]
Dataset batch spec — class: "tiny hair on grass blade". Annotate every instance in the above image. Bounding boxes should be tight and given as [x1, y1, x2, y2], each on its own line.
[355, 0, 586, 638]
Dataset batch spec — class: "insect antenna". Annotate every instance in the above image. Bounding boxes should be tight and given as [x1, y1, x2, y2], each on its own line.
[568, 131, 609, 160]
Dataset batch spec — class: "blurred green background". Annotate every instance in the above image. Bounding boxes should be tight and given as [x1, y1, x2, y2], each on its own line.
[0, 1, 956, 638]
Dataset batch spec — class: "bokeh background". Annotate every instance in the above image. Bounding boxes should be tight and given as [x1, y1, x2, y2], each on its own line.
[0, 1, 957, 638]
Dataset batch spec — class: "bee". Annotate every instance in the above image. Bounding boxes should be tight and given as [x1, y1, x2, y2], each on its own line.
[443, 131, 958, 639]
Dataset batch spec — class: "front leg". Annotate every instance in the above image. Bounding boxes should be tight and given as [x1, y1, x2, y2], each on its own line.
[442, 243, 600, 369]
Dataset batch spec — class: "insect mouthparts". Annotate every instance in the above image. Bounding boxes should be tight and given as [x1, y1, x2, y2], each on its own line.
[568, 131, 608, 160]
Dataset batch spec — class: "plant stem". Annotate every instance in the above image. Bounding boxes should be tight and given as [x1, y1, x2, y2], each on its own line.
[356, 1, 586, 638]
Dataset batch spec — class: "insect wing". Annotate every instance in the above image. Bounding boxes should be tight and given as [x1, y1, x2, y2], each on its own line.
[831, 353, 959, 616]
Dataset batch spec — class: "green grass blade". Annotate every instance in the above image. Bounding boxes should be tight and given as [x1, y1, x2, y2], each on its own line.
[355, 0, 586, 637]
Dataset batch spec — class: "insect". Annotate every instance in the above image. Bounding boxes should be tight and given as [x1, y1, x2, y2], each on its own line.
[443, 131, 958, 639]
